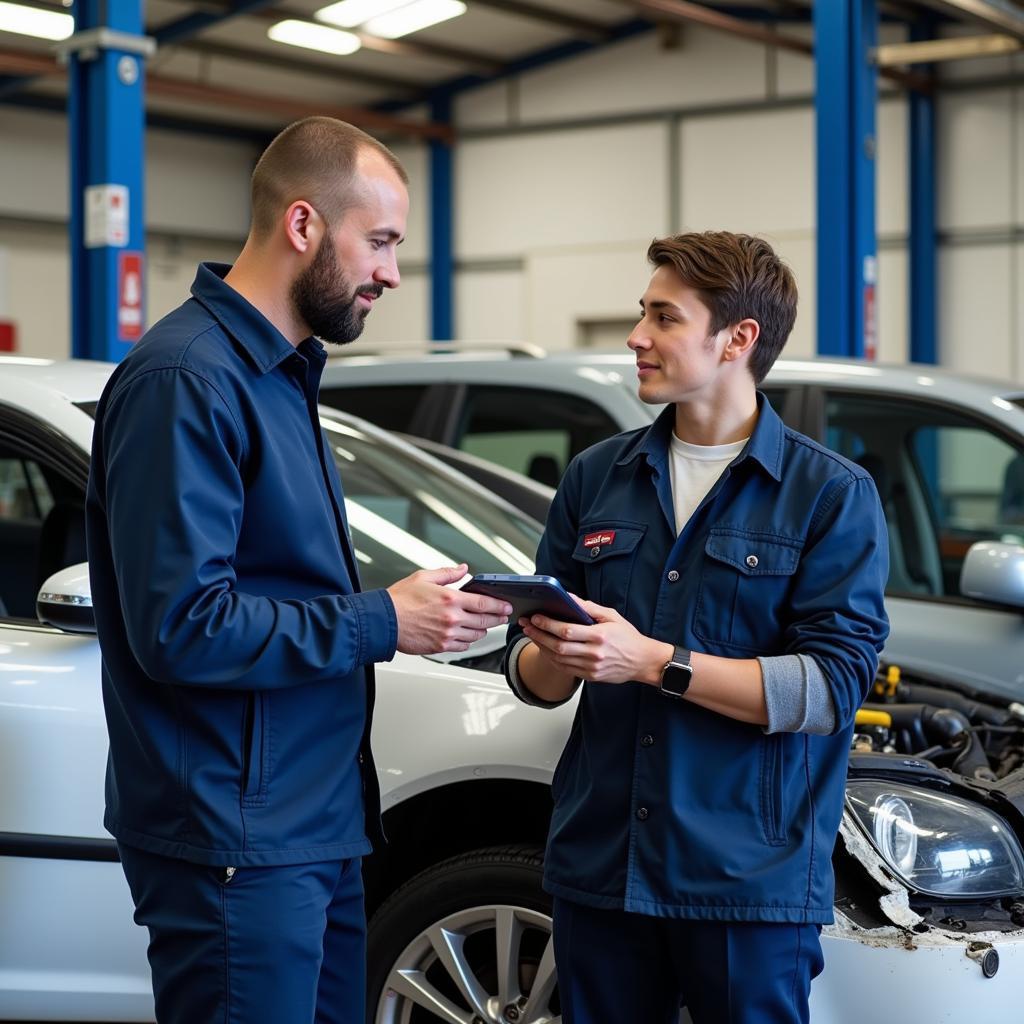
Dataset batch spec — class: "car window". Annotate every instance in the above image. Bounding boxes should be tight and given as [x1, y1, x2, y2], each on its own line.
[0, 446, 77, 620]
[825, 393, 1024, 599]
[455, 387, 620, 487]
[909, 425, 1024, 593]
[321, 417, 541, 591]
[318, 384, 429, 434]
[0, 456, 53, 522]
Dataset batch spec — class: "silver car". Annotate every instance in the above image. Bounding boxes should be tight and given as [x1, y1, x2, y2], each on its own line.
[321, 352, 1024, 699]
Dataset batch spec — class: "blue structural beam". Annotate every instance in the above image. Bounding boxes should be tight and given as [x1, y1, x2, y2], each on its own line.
[909, 21, 938, 365]
[68, 0, 150, 362]
[814, 0, 878, 359]
[429, 93, 454, 342]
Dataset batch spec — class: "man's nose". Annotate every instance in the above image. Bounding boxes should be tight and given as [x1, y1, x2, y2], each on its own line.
[375, 253, 400, 289]
[627, 326, 649, 350]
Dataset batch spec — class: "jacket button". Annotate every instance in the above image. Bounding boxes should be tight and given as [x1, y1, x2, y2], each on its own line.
[641, 734, 654, 747]
[590, 546, 601, 558]
[667, 570, 679, 582]
[746, 554, 759, 568]
[636, 806, 649, 821]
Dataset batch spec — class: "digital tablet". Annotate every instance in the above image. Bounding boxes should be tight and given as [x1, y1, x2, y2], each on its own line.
[461, 574, 595, 626]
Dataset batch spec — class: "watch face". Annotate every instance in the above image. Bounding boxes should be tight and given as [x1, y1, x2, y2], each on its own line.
[660, 663, 692, 698]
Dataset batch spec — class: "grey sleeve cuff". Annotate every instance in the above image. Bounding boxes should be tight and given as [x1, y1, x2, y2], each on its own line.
[760, 653, 836, 735]
[506, 636, 578, 709]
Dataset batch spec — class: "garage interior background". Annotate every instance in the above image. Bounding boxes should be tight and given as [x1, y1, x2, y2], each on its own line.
[0, 2, 1021, 374]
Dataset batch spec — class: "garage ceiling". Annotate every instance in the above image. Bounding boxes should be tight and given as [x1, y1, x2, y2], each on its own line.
[0, 0, 1021, 140]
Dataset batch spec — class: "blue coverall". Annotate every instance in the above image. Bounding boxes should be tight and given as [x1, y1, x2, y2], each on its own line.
[505, 396, 890, 1023]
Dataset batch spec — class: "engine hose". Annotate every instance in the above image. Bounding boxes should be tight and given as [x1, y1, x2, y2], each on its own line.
[859, 703, 969, 750]
[897, 683, 1010, 726]
[952, 730, 998, 782]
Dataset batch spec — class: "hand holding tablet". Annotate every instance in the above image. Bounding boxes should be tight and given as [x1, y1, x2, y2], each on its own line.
[460, 574, 595, 626]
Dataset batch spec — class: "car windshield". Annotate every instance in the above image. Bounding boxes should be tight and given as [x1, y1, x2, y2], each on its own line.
[320, 416, 540, 591]
[76, 400, 541, 591]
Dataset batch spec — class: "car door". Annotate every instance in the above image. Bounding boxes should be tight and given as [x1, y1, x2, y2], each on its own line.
[0, 405, 151, 1021]
[817, 388, 1024, 699]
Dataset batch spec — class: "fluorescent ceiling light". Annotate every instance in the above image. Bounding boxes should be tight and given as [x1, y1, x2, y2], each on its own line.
[364, 0, 466, 39]
[316, 0, 410, 29]
[0, 0, 73, 40]
[267, 19, 360, 55]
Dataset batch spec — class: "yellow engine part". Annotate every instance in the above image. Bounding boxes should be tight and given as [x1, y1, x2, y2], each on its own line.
[855, 709, 893, 728]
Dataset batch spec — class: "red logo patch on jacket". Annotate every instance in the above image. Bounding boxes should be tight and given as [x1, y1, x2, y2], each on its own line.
[583, 530, 616, 548]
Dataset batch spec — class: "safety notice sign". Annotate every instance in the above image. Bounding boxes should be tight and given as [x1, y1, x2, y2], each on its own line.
[85, 184, 129, 248]
[118, 251, 144, 341]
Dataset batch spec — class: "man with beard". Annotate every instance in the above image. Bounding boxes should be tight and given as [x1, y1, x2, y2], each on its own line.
[85, 117, 512, 1024]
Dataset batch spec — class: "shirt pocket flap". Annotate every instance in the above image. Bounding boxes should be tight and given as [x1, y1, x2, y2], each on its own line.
[571, 523, 646, 564]
[705, 529, 801, 577]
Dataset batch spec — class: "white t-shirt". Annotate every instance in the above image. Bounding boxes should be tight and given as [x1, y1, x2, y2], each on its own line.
[668, 432, 748, 535]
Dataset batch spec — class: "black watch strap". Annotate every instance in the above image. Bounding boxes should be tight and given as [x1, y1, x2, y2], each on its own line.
[659, 645, 693, 699]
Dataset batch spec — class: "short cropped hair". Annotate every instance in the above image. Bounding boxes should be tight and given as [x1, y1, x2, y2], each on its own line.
[647, 232, 798, 384]
[249, 117, 408, 240]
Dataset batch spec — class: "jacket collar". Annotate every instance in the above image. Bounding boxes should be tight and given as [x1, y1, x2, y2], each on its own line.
[615, 391, 785, 481]
[190, 262, 322, 374]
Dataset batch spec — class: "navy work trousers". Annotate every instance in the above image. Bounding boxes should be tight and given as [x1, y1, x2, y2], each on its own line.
[553, 897, 824, 1024]
[119, 844, 366, 1024]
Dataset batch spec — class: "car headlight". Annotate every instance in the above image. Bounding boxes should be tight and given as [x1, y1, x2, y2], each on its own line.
[846, 781, 1024, 898]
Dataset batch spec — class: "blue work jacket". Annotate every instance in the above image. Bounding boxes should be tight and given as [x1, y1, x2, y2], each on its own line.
[86, 263, 397, 866]
[506, 396, 889, 923]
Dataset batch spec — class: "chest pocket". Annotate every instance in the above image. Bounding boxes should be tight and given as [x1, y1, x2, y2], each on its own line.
[693, 528, 802, 651]
[570, 522, 646, 611]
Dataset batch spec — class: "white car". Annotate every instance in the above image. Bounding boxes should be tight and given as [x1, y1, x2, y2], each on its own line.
[1, 357, 1023, 1024]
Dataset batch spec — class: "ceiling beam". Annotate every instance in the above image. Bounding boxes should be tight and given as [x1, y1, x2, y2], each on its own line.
[0, 46, 455, 139]
[873, 31, 1021, 64]
[610, 0, 929, 90]
[144, 73, 455, 139]
[17, 0, 429, 93]
[348, 28, 503, 71]
[154, 0, 282, 44]
[180, 39, 425, 93]
[612, 0, 814, 55]
[152, 0, 504, 71]
[468, 0, 614, 40]
[914, 0, 1024, 41]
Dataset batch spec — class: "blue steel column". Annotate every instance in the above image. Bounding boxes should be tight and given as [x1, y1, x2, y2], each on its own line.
[909, 21, 938, 365]
[69, 0, 148, 362]
[429, 93, 454, 342]
[814, 0, 878, 359]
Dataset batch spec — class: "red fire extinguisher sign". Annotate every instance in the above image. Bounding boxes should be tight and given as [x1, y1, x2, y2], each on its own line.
[118, 251, 144, 342]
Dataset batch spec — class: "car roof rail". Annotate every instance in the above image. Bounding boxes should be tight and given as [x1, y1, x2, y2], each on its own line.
[328, 340, 547, 359]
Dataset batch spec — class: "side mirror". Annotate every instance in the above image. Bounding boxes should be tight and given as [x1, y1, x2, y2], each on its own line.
[960, 542, 1024, 610]
[36, 562, 96, 634]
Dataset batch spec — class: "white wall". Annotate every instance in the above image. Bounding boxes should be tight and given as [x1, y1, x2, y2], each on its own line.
[444, 23, 1023, 376]
[0, 21, 1022, 378]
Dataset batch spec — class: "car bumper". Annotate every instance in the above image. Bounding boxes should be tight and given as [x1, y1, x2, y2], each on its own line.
[809, 920, 1024, 1022]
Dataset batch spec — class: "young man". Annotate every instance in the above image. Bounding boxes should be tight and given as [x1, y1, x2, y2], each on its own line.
[505, 232, 889, 1024]
[86, 117, 511, 1024]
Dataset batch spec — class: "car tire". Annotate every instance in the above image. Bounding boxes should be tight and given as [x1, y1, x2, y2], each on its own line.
[366, 845, 560, 1024]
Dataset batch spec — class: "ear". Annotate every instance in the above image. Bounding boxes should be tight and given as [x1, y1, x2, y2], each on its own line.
[722, 317, 760, 363]
[283, 201, 322, 256]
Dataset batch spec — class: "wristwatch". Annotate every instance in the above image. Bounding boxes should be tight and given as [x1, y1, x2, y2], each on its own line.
[659, 645, 693, 699]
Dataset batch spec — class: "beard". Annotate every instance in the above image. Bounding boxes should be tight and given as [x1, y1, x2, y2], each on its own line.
[290, 235, 383, 346]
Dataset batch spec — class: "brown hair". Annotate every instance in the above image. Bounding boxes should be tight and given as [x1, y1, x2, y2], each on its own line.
[249, 116, 408, 240]
[647, 232, 797, 384]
